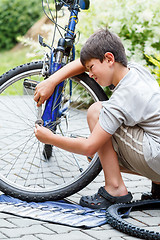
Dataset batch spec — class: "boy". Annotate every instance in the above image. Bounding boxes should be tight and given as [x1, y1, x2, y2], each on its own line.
[34, 28, 160, 209]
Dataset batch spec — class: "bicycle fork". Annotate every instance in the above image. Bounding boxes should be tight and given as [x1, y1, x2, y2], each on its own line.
[42, 38, 67, 131]
[24, 38, 68, 130]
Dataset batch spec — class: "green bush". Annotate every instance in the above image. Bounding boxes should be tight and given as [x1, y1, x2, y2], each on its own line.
[0, 0, 42, 50]
[147, 54, 160, 85]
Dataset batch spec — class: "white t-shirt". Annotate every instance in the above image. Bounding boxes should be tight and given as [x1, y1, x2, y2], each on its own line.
[99, 62, 160, 175]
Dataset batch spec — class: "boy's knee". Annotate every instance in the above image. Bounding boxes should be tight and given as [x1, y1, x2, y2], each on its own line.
[87, 101, 102, 123]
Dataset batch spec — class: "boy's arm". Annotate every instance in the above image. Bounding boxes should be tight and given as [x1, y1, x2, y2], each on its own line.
[34, 121, 112, 156]
[34, 59, 86, 106]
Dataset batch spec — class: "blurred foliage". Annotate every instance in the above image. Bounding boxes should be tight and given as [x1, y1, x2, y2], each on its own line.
[0, 0, 42, 50]
[1, 0, 160, 86]
[13, 0, 160, 68]
[77, 0, 160, 66]
[147, 54, 160, 85]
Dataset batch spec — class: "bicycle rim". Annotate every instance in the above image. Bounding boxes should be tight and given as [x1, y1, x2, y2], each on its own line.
[0, 61, 107, 201]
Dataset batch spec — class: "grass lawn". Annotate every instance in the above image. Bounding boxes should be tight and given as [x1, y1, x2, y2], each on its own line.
[0, 47, 43, 95]
[0, 47, 34, 76]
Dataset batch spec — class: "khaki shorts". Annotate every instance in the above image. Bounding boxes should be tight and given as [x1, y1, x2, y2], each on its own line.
[112, 124, 160, 182]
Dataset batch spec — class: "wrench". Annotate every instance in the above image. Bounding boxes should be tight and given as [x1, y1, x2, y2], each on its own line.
[35, 105, 44, 126]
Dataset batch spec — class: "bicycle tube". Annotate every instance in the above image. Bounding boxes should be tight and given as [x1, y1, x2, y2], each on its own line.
[106, 199, 160, 240]
[0, 61, 108, 202]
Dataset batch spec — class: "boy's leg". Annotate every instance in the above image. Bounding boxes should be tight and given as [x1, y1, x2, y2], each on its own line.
[87, 102, 127, 196]
[98, 137, 128, 197]
[141, 182, 160, 200]
[84, 102, 160, 206]
[80, 102, 132, 209]
[112, 125, 160, 200]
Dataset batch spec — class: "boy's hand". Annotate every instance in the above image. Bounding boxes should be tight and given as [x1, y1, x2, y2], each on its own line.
[34, 79, 55, 107]
[34, 124, 53, 144]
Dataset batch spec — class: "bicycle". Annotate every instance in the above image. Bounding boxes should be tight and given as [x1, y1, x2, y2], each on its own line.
[0, 0, 108, 202]
[1, 2, 160, 239]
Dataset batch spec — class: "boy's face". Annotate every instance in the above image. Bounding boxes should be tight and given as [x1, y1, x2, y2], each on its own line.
[85, 57, 114, 87]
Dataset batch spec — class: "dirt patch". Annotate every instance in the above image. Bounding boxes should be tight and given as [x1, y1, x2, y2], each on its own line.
[12, 15, 53, 51]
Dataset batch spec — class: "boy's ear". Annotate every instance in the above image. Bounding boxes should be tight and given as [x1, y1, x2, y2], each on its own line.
[104, 52, 115, 63]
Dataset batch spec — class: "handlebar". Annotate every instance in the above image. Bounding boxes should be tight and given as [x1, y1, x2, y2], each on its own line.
[56, 0, 90, 10]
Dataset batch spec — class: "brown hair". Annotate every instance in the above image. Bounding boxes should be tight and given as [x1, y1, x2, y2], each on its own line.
[80, 28, 127, 67]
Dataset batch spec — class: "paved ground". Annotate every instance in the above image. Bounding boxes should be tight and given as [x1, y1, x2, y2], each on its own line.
[0, 172, 160, 240]
[0, 95, 160, 239]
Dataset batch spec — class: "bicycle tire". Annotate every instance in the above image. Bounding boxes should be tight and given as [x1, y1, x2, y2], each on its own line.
[0, 61, 108, 202]
[106, 199, 160, 240]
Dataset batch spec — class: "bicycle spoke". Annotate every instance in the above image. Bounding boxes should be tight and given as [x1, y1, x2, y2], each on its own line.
[0, 99, 34, 128]
[7, 83, 37, 119]
[52, 148, 66, 183]
[2, 133, 35, 176]
[24, 140, 43, 188]
[15, 136, 38, 184]
[0, 126, 33, 141]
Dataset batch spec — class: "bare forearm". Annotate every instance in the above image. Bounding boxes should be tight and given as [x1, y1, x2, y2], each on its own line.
[34, 59, 86, 106]
[47, 59, 86, 86]
[35, 125, 91, 156]
[34, 122, 112, 157]
[48, 123, 112, 156]
[49, 134, 91, 156]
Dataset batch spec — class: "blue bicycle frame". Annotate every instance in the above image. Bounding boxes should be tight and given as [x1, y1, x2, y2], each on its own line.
[42, 1, 79, 129]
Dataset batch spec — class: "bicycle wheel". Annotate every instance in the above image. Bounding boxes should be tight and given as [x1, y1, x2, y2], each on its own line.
[0, 61, 108, 201]
[106, 199, 160, 239]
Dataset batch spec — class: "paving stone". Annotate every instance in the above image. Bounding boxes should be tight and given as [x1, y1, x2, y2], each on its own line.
[133, 186, 151, 193]
[0, 225, 54, 238]
[83, 228, 128, 239]
[10, 236, 40, 240]
[0, 213, 13, 219]
[0, 219, 16, 228]
[126, 217, 147, 227]
[110, 237, 126, 240]
[100, 224, 113, 230]
[67, 195, 80, 203]
[124, 236, 140, 240]
[35, 233, 58, 240]
[37, 231, 96, 240]
[131, 210, 150, 217]
[0, 232, 8, 239]
[125, 179, 150, 188]
[133, 192, 143, 200]
[43, 223, 73, 234]
[122, 174, 147, 181]
[84, 183, 103, 191]
[8, 217, 43, 228]
[135, 216, 160, 226]
[143, 209, 160, 217]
